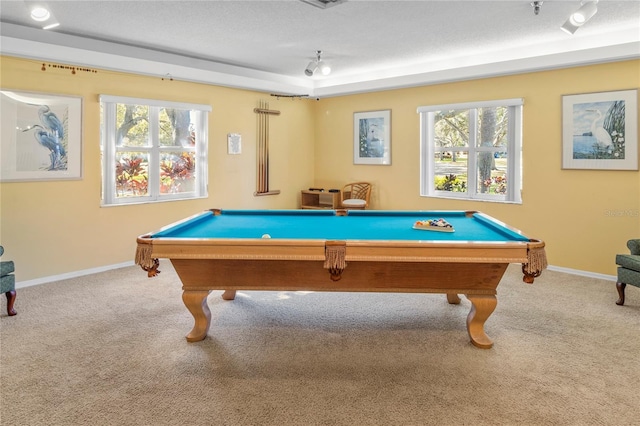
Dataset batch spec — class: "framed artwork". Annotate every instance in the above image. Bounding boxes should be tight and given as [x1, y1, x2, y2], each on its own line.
[562, 89, 637, 170]
[0, 90, 82, 182]
[353, 109, 391, 165]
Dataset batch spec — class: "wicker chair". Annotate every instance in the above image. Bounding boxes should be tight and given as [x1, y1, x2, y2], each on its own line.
[340, 182, 372, 210]
[0, 245, 17, 316]
[616, 239, 640, 306]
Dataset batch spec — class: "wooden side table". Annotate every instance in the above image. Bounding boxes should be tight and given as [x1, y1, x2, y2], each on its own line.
[300, 190, 341, 209]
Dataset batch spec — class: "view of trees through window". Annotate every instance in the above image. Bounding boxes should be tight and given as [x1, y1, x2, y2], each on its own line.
[100, 95, 209, 206]
[433, 106, 509, 197]
[114, 104, 196, 198]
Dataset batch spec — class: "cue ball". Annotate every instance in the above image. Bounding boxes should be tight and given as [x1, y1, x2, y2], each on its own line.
[262, 234, 271, 239]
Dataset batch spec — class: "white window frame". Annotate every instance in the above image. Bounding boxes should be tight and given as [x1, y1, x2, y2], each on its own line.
[418, 98, 523, 204]
[100, 95, 211, 206]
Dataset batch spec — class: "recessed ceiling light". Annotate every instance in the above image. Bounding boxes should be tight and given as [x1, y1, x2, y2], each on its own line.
[31, 7, 50, 22]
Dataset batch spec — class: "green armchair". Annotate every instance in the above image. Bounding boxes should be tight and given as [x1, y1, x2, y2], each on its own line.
[616, 239, 640, 306]
[0, 245, 17, 316]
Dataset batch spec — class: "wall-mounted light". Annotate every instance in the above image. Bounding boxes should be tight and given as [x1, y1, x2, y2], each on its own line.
[304, 50, 331, 77]
[561, 0, 598, 35]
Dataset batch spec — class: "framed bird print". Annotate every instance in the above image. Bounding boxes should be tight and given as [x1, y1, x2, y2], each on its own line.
[0, 90, 83, 181]
[353, 109, 391, 165]
[562, 89, 637, 170]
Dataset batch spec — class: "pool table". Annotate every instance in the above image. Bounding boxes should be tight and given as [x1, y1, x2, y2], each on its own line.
[135, 209, 546, 349]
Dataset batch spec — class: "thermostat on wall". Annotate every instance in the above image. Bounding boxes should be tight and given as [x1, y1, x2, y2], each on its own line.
[227, 133, 241, 154]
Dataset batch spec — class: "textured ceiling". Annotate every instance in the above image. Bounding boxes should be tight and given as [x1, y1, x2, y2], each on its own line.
[1, 0, 639, 95]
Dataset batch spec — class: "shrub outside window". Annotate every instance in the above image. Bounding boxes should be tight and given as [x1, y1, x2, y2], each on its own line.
[418, 99, 523, 203]
[100, 96, 210, 205]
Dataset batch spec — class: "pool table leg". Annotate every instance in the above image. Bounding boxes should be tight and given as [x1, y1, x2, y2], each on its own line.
[465, 294, 497, 349]
[182, 290, 212, 342]
[222, 290, 237, 300]
[446, 293, 461, 304]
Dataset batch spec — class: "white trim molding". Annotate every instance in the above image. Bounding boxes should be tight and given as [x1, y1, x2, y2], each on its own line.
[16, 261, 135, 289]
[2, 23, 638, 98]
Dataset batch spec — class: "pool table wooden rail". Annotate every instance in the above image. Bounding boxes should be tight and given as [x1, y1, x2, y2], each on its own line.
[136, 236, 532, 264]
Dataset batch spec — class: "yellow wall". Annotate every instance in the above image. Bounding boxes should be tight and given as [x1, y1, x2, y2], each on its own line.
[1, 56, 639, 281]
[0, 56, 316, 281]
[313, 60, 640, 275]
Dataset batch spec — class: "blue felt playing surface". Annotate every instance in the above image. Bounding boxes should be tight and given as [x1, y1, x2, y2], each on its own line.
[152, 210, 529, 242]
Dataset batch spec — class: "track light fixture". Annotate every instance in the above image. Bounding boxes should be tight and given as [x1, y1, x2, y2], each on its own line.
[304, 50, 331, 77]
[531, 1, 543, 16]
[561, 0, 598, 35]
[299, 0, 346, 9]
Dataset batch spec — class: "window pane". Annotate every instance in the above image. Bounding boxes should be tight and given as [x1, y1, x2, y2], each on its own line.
[476, 106, 508, 148]
[476, 152, 508, 195]
[434, 110, 469, 149]
[101, 96, 209, 206]
[159, 152, 196, 194]
[116, 104, 149, 147]
[159, 108, 195, 147]
[434, 150, 467, 193]
[419, 100, 521, 203]
[115, 152, 149, 197]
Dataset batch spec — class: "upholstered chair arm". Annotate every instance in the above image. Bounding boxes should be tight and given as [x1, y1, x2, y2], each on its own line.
[627, 239, 640, 255]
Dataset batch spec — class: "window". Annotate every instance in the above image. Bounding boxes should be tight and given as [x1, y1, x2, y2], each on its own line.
[419, 99, 523, 203]
[100, 96, 211, 205]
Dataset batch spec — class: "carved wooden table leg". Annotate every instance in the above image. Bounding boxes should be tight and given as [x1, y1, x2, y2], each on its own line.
[466, 294, 497, 349]
[182, 290, 212, 342]
[446, 293, 461, 304]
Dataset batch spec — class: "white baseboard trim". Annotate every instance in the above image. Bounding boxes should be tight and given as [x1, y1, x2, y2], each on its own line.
[547, 265, 616, 282]
[16, 262, 617, 289]
[16, 261, 135, 289]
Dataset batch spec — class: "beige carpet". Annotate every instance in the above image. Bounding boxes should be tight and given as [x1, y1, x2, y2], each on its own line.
[1, 263, 639, 426]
